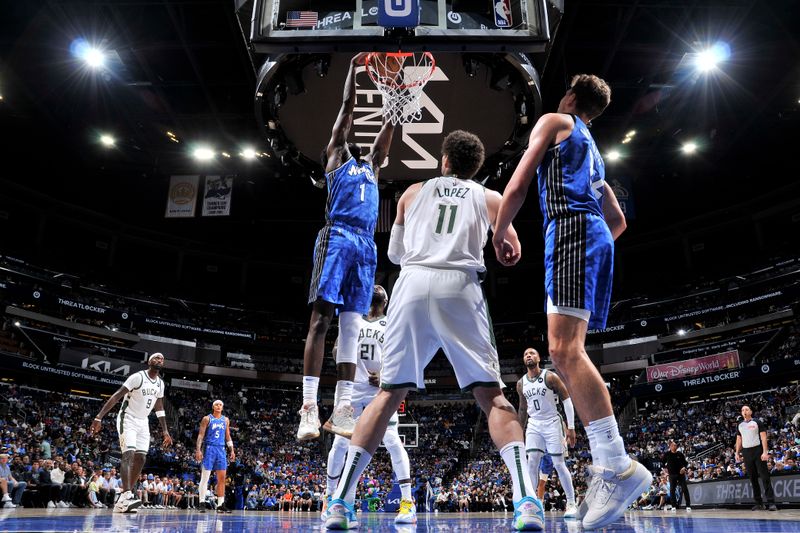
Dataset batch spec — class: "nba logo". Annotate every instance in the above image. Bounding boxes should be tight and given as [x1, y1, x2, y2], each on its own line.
[494, 0, 513, 28]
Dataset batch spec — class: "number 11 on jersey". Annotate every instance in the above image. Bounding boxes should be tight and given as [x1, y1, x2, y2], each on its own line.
[435, 204, 458, 234]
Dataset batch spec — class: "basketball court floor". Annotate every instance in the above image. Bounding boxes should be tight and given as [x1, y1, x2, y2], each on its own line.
[1, 509, 798, 532]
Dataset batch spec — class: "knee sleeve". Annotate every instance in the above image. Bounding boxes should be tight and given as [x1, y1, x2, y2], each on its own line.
[384, 429, 411, 480]
[327, 436, 349, 478]
[527, 450, 543, 483]
[336, 312, 360, 365]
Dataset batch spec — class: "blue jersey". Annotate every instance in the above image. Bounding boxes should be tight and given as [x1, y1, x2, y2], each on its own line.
[205, 414, 226, 447]
[537, 114, 605, 230]
[326, 156, 379, 233]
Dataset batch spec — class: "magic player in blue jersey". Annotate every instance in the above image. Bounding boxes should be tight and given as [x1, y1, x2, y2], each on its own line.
[493, 74, 652, 529]
[298, 53, 396, 442]
[195, 400, 235, 513]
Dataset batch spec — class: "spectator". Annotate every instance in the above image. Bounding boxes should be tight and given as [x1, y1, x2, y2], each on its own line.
[0, 453, 26, 508]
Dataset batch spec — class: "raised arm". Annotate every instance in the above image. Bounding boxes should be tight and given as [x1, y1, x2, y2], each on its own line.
[602, 184, 627, 240]
[89, 385, 130, 435]
[326, 53, 370, 172]
[195, 415, 209, 462]
[547, 371, 576, 447]
[368, 119, 396, 177]
[516, 378, 528, 428]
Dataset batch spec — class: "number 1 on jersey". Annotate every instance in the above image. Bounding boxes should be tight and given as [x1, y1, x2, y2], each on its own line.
[360, 183, 365, 202]
[435, 204, 458, 234]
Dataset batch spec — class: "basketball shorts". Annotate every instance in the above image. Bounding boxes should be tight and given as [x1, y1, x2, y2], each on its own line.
[380, 265, 504, 392]
[352, 384, 400, 427]
[526, 416, 566, 456]
[308, 221, 377, 314]
[116, 413, 150, 453]
[202, 445, 228, 471]
[544, 212, 614, 329]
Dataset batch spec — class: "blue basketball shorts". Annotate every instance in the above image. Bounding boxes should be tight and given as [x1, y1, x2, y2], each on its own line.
[308, 221, 377, 314]
[544, 212, 613, 330]
[202, 445, 227, 471]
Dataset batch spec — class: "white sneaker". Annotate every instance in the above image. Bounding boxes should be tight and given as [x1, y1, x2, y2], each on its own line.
[394, 499, 417, 524]
[575, 465, 604, 521]
[297, 403, 321, 441]
[57, 501, 68, 508]
[564, 501, 579, 519]
[94, 502, 105, 508]
[582, 459, 653, 530]
[1, 494, 11, 503]
[686, 506, 692, 512]
[47, 501, 56, 508]
[2, 502, 16, 509]
[323, 404, 356, 438]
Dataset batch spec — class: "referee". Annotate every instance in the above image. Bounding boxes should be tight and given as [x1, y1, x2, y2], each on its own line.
[735, 405, 777, 511]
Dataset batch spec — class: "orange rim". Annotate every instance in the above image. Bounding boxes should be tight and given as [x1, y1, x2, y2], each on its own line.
[365, 52, 436, 91]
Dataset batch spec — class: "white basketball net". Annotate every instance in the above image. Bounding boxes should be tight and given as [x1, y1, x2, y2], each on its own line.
[365, 52, 436, 125]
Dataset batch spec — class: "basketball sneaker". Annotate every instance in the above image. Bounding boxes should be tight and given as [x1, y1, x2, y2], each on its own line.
[323, 404, 356, 438]
[297, 403, 321, 441]
[564, 501, 579, 519]
[320, 495, 332, 522]
[512, 496, 544, 531]
[394, 499, 417, 524]
[575, 465, 603, 521]
[114, 491, 142, 513]
[324, 498, 359, 530]
[582, 459, 653, 530]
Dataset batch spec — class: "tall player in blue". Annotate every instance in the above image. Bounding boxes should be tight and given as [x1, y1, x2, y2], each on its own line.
[195, 400, 235, 513]
[298, 53, 396, 441]
[492, 74, 652, 529]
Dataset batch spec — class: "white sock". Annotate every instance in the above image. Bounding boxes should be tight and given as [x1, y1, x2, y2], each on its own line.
[499, 441, 535, 502]
[303, 376, 319, 405]
[334, 380, 354, 408]
[400, 482, 412, 501]
[589, 415, 631, 472]
[217, 495, 225, 508]
[332, 445, 372, 504]
[327, 437, 348, 495]
[552, 456, 575, 504]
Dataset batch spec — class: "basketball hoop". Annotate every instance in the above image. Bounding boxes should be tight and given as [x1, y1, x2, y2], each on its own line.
[365, 52, 436, 125]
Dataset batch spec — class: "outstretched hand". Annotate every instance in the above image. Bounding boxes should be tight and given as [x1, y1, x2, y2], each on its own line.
[351, 52, 371, 66]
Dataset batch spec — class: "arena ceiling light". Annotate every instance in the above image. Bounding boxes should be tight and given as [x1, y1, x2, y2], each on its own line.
[607, 149, 622, 162]
[241, 147, 257, 160]
[192, 146, 215, 161]
[695, 42, 731, 73]
[681, 141, 698, 155]
[70, 39, 106, 69]
[99, 134, 115, 147]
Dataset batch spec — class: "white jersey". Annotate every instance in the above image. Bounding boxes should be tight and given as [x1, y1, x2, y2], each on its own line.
[400, 177, 490, 272]
[355, 315, 386, 381]
[522, 369, 560, 421]
[119, 370, 165, 420]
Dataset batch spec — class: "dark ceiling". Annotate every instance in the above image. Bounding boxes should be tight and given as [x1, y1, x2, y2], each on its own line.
[0, 0, 799, 320]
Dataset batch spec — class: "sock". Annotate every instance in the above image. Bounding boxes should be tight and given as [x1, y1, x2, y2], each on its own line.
[334, 380, 354, 408]
[303, 376, 319, 405]
[552, 456, 575, 504]
[585, 425, 601, 465]
[327, 437, 348, 495]
[500, 441, 535, 502]
[400, 483, 412, 501]
[589, 415, 631, 472]
[332, 445, 372, 504]
[217, 495, 225, 508]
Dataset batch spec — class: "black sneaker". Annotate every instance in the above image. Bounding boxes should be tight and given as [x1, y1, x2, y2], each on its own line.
[216, 504, 232, 514]
[752, 504, 766, 511]
[198, 504, 206, 513]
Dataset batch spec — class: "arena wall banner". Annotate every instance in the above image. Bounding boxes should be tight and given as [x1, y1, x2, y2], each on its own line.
[688, 473, 800, 506]
[646, 350, 740, 383]
[201, 175, 233, 216]
[170, 378, 210, 391]
[652, 329, 776, 364]
[18, 326, 147, 364]
[135, 315, 255, 341]
[0, 352, 125, 387]
[633, 355, 800, 396]
[165, 175, 199, 218]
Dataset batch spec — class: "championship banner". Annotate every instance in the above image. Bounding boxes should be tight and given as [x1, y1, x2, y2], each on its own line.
[201, 175, 234, 217]
[688, 473, 800, 505]
[646, 350, 740, 383]
[165, 175, 199, 218]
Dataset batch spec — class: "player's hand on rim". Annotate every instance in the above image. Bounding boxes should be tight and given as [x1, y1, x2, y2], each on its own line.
[351, 52, 371, 65]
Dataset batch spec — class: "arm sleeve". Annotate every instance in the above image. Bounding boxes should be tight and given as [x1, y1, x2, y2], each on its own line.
[562, 397, 575, 429]
[387, 224, 406, 265]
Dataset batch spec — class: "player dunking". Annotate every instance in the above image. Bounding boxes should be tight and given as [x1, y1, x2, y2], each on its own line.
[322, 285, 415, 525]
[517, 347, 578, 519]
[492, 74, 652, 529]
[326, 131, 543, 531]
[90, 353, 172, 513]
[195, 400, 235, 513]
[298, 52, 396, 441]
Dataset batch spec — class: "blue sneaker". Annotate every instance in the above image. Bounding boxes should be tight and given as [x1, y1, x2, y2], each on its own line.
[513, 496, 545, 531]
[324, 498, 359, 530]
[320, 495, 332, 522]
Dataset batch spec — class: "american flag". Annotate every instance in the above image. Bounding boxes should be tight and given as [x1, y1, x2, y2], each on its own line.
[286, 11, 318, 28]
